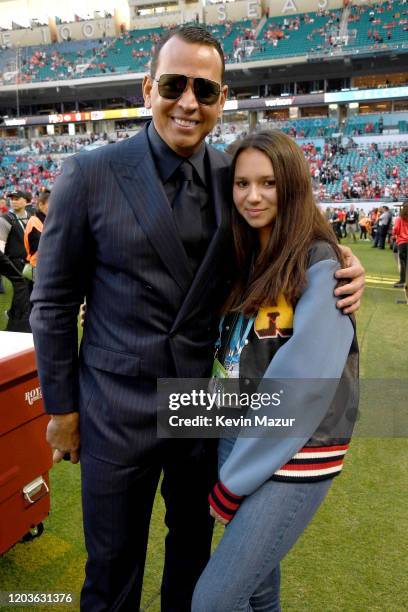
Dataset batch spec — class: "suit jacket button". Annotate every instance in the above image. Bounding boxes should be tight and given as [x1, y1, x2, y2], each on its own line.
[244, 378, 250, 386]
[145, 284, 153, 290]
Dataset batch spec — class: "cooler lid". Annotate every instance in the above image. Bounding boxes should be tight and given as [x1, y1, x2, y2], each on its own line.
[0, 332, 34, 359]
[0, 332, 37, 388]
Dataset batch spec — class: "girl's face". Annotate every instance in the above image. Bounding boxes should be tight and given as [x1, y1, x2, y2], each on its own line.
[233, 148, 278, 247]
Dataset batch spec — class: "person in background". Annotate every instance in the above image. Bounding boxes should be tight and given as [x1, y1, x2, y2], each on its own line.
[370, 207, 380, 243]
[346, 204, 359, 242]
[339, 207, 347, 238]
[373, 205, 392, 249]
[0, 196, 8, 214]
[0, 190, 32, 331]
[330, 208, 342, 243]
[392, 202, 408, 289]
[0, 196, 8, 293]
[358, 214, 371, 240]
[24, 189, 50, 282]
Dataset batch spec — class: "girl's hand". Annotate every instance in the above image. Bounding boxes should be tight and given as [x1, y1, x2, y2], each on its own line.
[335, 246, 365, 314]
[210, 505, 229, 526]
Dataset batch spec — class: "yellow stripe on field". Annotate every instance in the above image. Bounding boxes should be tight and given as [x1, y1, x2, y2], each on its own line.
[366, 277, 398, 285]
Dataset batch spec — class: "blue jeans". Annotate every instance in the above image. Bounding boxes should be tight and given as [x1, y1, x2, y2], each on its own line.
[192, 438, 332, 612]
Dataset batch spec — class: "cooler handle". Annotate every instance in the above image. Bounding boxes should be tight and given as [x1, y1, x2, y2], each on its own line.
[23, 476, 49, 504]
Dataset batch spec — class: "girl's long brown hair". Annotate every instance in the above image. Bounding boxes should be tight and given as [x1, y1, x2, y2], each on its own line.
[224, 130, 343, 316]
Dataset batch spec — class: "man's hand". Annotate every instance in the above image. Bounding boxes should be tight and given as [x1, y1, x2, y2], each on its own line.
[46, 412, 80, 464]
[210, 505, 229, 526]
[335, 246, 365, 315]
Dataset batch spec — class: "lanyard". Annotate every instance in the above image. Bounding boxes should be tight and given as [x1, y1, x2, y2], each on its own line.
[215, 314, 254, 371]
[228, 314, 254, 361]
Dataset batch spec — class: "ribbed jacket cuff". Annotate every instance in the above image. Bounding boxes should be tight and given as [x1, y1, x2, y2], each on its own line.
[208, 481, 244, 521]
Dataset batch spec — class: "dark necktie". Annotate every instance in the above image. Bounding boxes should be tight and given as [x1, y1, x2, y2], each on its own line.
[172, 161, 203, 270]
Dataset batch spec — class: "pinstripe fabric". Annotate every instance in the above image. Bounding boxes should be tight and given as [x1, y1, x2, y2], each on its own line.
[30, 124, 233, 464]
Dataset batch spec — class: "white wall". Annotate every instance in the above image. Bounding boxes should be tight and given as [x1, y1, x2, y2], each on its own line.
[205, 0, 261, 24]
[264, 0, 344, 18]
[0, 18, 116, 48]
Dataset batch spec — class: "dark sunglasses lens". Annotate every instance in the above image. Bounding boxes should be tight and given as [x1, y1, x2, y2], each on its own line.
[194, 78, 221, 104]
[158, 74, 187, 99]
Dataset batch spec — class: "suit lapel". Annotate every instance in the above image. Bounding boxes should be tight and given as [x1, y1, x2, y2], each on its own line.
[110, 128, 193, 293]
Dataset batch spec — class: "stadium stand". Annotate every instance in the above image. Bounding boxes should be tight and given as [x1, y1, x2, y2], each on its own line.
[344, 111, 408, 135]
[1, 123, 406, 203]
[1, 1, 407, 84]
[252, 9, 343, 60]
[0, 2, 406, 205]
[347, 0, 408, 51]
[265, 117, 338, 138]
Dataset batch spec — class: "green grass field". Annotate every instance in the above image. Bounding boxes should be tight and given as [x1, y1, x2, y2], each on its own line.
[0, 241, 407, 611]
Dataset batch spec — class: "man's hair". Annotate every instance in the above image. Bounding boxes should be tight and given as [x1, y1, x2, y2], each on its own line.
[150, 25, 225, 83]
[38, 189, 50, 204]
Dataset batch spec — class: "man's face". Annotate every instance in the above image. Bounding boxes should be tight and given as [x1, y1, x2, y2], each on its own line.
[11, 196, 27, 213]
[39, 200, 49, 215]
[143, 36, 227, 157]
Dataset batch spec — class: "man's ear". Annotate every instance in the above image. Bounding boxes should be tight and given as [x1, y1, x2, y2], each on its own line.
[142, 75, 153, 109]
[218, 84, 228, 118]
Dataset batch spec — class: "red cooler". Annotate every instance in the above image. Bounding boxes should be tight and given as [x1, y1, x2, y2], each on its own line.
[0, 332, 52, 555]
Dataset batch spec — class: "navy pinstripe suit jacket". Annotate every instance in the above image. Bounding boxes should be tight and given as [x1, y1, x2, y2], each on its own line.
[30, 125, 232, 464]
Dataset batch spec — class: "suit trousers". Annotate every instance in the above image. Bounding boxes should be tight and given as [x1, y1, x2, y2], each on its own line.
[80, 439, 217, 612]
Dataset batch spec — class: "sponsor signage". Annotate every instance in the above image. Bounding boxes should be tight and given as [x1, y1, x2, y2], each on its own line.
[2, 87, 406, 128]
[325, 86, 408, 104]
[4, 118, 27, 126]
[48, 111, 92, 123]
[265, 97, 294, 107]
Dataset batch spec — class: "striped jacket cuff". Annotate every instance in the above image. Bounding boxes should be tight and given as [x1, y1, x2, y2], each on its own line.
[208, 481, 244, 521]
[272, 444, 349, 482]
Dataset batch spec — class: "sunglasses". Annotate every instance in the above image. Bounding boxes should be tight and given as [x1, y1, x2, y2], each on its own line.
[154, 73, 221, 105]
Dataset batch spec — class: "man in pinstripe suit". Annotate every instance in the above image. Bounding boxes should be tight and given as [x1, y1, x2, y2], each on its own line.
[30, 26, 365, 612]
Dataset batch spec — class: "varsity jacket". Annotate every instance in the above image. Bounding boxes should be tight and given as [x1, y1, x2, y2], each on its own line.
[209, 241, 359, 521]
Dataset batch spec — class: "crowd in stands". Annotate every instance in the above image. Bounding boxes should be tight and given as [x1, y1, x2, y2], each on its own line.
[349, 0, 408, 45]
[0, 134, 108, 156]
[28, 134, 107, 154]
[298, 139, 408, 202]
[0, 123, 406, 203]
[18, 39, 116, 82]
[262, 8, 341, 54]
[0, 155, 59, 196]
[1, 1, 407, 84]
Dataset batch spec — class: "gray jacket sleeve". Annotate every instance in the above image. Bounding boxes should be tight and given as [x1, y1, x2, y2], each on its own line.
[219, 257, 354, 496]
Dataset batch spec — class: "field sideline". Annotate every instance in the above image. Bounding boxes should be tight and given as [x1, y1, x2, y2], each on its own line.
[0, 241, 407, 611]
